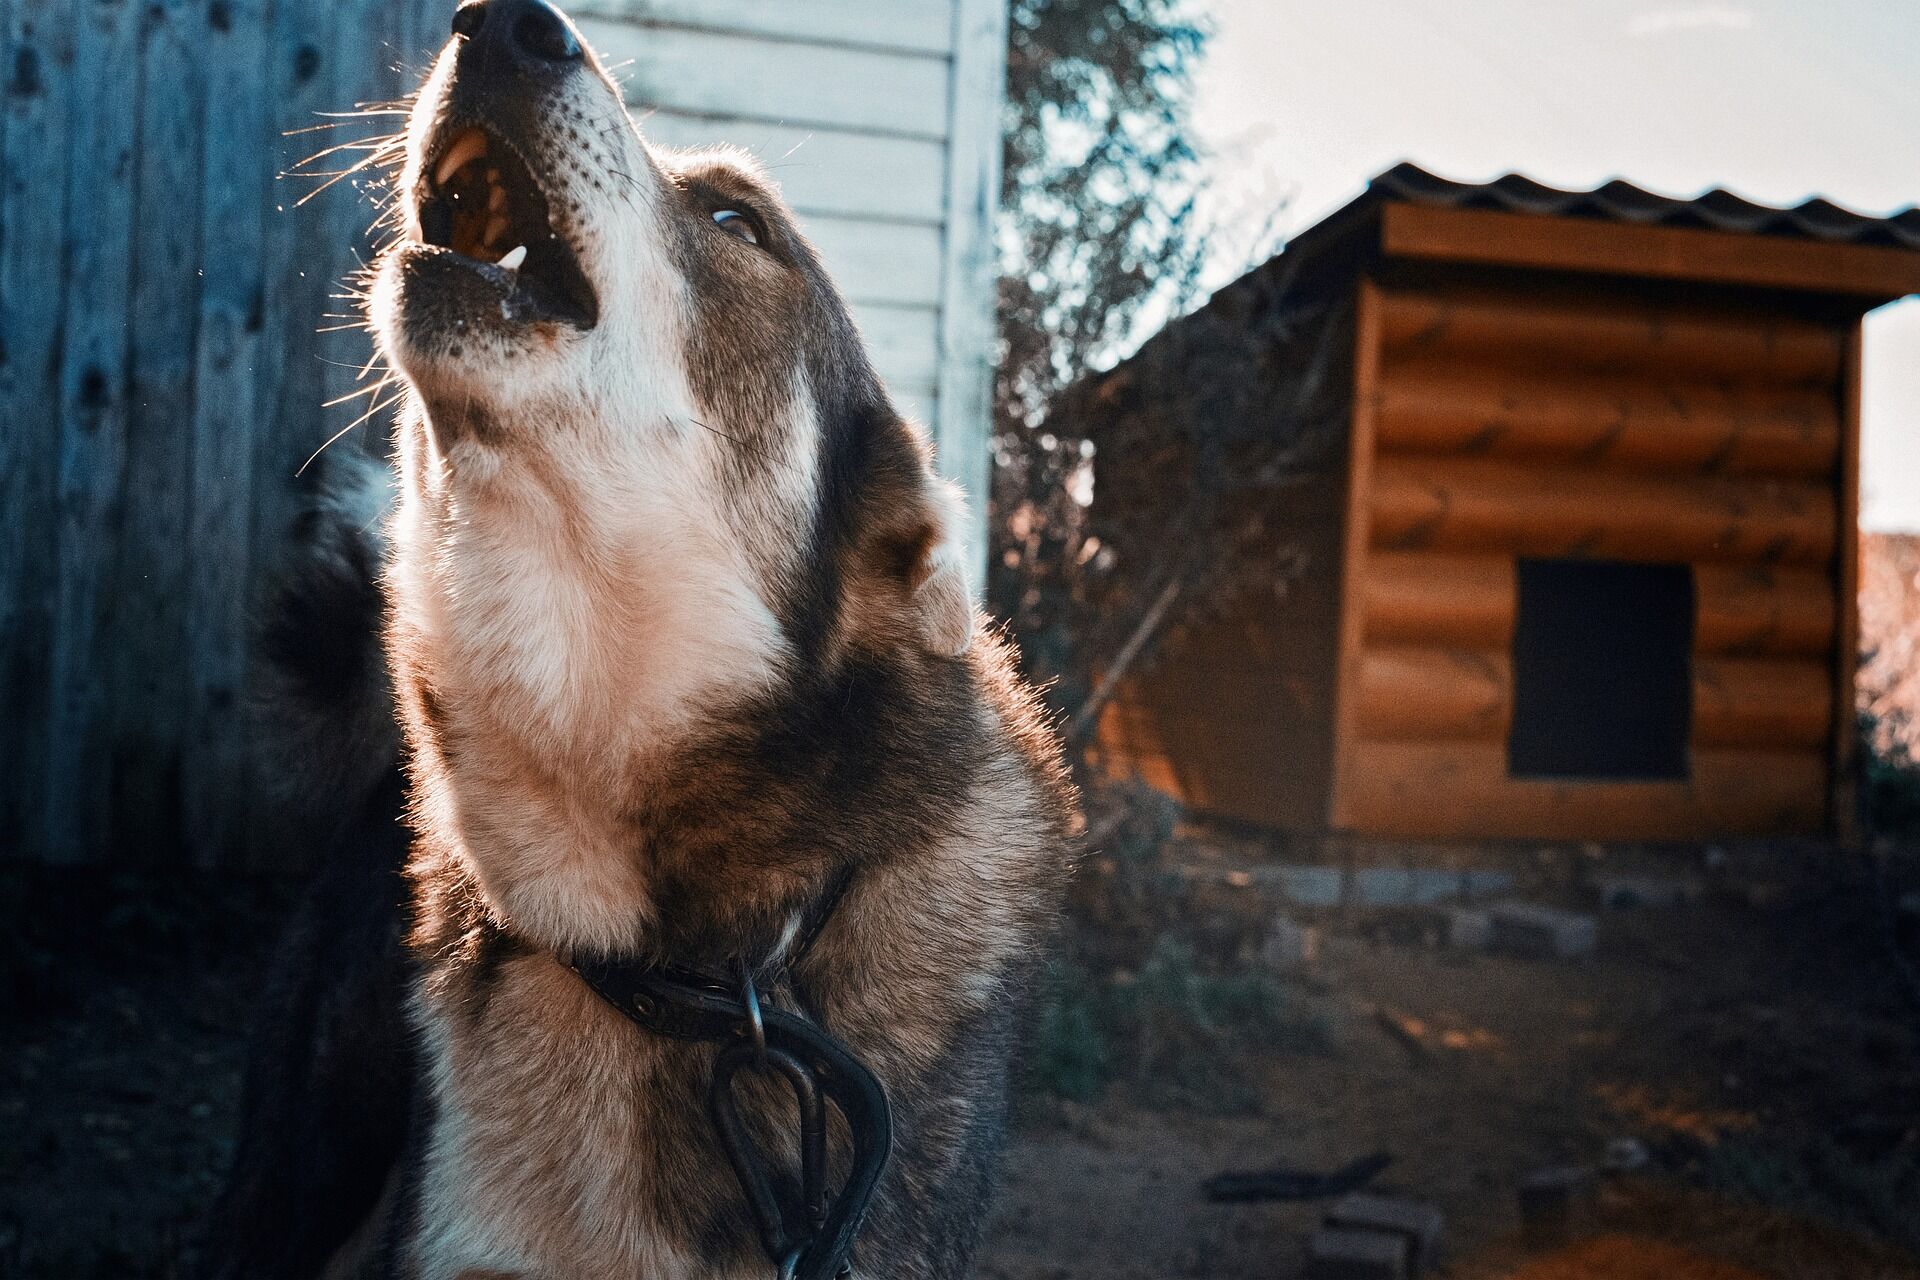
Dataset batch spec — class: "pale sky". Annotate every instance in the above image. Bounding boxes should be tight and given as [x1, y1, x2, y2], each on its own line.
[1189, 0, 1920, 528]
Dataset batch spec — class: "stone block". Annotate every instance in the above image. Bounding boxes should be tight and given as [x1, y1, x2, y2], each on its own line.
[1444, 907, 1493, 951]
[1268, 864, 1345, 908]
[1490, 902, 1597, 959]
[1591, 873, 1701, 911]
[1304, 1226, 1410, 1280]
[1354, 867, 1477, 907]
[1261, 914, 1322, 971]
[1461, 868, 1516, 900]
[1516, 1165, 1596, 1243]
[1325, 1193, 1444, 1273]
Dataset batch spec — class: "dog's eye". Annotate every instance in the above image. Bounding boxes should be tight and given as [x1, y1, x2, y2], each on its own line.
[711, 209, 759, 245]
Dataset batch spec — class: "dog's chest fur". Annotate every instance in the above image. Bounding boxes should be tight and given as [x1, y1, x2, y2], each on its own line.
[387, 433, 804, 956]
[408, 949, 719, 1278]
[389, 543, 1071, 1278]
[402, 758, 1059, 1280]
[392, 426, 789, 774]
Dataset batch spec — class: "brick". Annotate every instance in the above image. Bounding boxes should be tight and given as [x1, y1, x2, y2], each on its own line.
[1591, 872, 1701, 911]
[1516, 1165, 1596, 1240]
[1489, 902, 1597, 959]
[1265, 864, 1345, 907]
[1305, 1227, 1410, 1280]
[1602, 1136, 1652, 1173]
[1326, 1193, 1444, 1273]
[1444, 907, 1492, 950]
[1462, 868, 1516, 899]
[1261, 914, 1322, 971]
[1354, 867, 1479, 907]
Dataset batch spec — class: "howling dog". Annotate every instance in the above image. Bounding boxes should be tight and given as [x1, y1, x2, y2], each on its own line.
[207, 1, 1076, 1276]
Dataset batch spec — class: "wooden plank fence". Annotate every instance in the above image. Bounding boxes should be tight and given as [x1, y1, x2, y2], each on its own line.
[1, 0, 442, 868]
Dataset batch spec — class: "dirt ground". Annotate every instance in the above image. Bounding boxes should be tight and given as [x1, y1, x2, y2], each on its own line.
[976, 836, 1920, 1280]
[3, 839, 1918, 1279]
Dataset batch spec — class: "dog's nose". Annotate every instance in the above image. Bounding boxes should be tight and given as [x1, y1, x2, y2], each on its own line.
[451, 0, 583, 67]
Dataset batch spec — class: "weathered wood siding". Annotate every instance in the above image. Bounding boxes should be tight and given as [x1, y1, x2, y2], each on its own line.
[570, 0, 1008, 564]
[1, 0, 442, 867]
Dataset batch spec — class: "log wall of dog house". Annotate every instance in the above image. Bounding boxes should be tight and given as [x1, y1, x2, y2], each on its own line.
[1327, 280, 1856, 841]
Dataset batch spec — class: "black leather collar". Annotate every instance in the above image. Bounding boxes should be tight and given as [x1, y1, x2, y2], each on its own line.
[559, 862, 889, 1280]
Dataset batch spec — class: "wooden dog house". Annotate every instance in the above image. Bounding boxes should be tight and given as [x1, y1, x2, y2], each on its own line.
[1075, 165, 1920, 842]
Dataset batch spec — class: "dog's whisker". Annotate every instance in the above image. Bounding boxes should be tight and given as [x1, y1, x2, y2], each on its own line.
[284, 120, 369, 137]
[296, 387, 406, 477]
[323, 378, 399, 408]
[680, 417, 812, 480]
[288, 135, 407, 173]
[293, 144, 410, 207]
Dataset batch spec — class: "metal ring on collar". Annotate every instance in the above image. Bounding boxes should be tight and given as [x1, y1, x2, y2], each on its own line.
[737, 958, 767, 1060]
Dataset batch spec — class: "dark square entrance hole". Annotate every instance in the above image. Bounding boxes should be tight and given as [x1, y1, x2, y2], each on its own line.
[1508, 558, 1694, 780]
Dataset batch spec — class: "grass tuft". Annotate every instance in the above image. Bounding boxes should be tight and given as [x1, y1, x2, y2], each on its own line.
[1026, 935, 1330, 1112]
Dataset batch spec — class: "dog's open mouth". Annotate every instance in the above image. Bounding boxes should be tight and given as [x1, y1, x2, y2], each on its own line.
[416, 125, 598, 329]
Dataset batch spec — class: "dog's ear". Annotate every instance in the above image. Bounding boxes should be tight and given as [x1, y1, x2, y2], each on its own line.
[847, 441, 976, 660]
[905, 477, 975, 657]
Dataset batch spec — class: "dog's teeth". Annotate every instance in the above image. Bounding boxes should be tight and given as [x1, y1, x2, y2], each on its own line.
[497, 245, 527, 271]
[434, 129, 488, 187]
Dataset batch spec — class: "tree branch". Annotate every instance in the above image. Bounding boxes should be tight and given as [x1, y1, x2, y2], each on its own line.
[1067, 574, 1183, 747]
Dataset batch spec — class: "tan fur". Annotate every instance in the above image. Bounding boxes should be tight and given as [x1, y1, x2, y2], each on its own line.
[393, 638, 1066, 1278]
[358, 5, 1076, 1276]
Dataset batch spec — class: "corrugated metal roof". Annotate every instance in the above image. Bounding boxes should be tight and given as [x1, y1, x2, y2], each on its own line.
[1365, 162, 1920, 250]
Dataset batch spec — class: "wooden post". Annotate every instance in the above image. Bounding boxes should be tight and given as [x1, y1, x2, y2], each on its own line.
[1832, 323, 1863, 843]
[1327, 281, 1383, 829]
[179, 0, 276, 868]
[934, 0, 1010, 581]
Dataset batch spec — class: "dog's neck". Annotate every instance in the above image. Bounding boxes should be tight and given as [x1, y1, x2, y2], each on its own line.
[387, 413, 804, 956]
[382, 374, 978, 960]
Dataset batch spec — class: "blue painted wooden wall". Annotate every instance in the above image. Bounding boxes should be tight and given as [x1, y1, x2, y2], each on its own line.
[0, 0, 444, 867]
